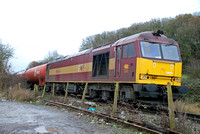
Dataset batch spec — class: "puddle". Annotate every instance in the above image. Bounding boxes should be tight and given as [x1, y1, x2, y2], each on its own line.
[34, 126, 49, 133]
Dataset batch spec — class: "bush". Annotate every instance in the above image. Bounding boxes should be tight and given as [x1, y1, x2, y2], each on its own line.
[184, 58, 200, 78]
[0, 41, 14, 90]
[181, 78, 200, 102]
[174, 100, 200, 114]
[8, 87, 34, 101]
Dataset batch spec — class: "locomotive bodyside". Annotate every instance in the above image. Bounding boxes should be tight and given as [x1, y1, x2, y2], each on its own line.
[46, 44, 116, 83]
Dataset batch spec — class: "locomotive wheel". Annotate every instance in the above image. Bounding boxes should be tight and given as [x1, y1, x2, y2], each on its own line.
[102, 91, 111, 100]
[89, 90, 98, 98]
[45, 86, 51, 92]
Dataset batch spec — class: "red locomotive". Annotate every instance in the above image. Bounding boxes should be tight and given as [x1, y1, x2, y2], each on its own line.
[22, 31, 188, 104]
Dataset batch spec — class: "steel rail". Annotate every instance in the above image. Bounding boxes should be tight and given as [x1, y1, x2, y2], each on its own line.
[46, 100, 181, 134]
[175, 111, 200, 122]
[135, 105, 200, 123]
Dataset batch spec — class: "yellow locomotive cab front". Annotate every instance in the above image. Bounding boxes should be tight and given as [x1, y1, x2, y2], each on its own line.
[136, 58, 182, 86]
[136, 40, 182, 86]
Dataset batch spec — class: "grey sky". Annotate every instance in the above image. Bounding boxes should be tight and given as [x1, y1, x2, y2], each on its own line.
[0, 0, 199, 72]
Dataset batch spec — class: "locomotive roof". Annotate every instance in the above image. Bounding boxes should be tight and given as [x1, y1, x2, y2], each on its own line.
[112, 31, 177, 46]
[66, 48, 93, 58]
[48, 48, 93, 64]
[48, 31, 177, 64]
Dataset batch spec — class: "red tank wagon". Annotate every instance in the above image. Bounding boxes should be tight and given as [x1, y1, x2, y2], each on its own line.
[22, 64, 47, 87]
[45, 31, 188, 104]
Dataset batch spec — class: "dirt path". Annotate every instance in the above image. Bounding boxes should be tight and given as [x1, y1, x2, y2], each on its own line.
[0, 101, 129, 134]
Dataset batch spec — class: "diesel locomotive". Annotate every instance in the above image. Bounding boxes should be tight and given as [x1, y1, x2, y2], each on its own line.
[21, 31, 188, 104]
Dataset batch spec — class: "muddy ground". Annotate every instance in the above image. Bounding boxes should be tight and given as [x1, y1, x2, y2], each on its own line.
[0, 101, 134, 134]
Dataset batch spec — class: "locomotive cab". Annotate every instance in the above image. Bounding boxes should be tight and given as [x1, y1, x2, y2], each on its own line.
[113, 31, 188, 103]
[134, 32, 188, 103]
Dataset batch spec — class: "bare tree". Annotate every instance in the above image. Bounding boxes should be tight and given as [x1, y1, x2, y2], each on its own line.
[26, 50, 63, 69]
[0, 40, 14, 90]
[43, 50, 62, 63]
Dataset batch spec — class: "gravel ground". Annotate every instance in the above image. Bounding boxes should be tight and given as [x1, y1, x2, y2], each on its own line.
[0, 101, 134, 134]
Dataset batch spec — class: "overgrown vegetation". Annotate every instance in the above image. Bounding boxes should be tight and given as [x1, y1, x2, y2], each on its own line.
[174, 100, 200, 114]
[182, 78, 200, 102]
[80, 12, 200, 78]
[160, 113, 193, 133]
[4, 85, 52, 103]
[7, 87, 34, 101]
[0, 41, 14, 90]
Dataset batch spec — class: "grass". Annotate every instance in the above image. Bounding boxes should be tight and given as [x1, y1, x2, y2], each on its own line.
[6, 86, 52, 104]
[160, 112, 193, 133]
[7, 87, 35, 101]
[174, 100, 200, 114]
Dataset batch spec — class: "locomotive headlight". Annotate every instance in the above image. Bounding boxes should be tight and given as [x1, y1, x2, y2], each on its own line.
[172, 78, 181, 82]
[143, 75, 147, 79]
[176, 78, 181, 82]
[140, 74, 149, 80]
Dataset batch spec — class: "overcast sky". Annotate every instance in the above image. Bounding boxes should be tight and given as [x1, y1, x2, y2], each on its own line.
[0, 0, 199, 72]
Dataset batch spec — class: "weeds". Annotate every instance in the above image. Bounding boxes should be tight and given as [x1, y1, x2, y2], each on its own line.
[7, 87, 34, 101]
[159, 112, 194, 133]
[174, 100, 200, 114]
[175, 114, 193, 134]
[181, 77, 200, 102]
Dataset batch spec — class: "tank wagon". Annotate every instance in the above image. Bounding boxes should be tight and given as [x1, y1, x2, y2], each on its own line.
[22, 64, 47, 88]
[44, 31, 188, 104]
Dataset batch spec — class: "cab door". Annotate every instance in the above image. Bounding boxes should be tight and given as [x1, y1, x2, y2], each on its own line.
[120, 43, 137, 81]
[115, 46, 121, 78]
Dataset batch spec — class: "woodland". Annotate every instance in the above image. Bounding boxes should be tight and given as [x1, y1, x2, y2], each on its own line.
[80, 13, 200, 78]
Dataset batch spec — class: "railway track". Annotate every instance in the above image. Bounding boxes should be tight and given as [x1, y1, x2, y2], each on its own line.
[175, 111, 200, 123]
[140, 106, 200, 123]
[97, 99, 200, 123]
[131, 104, 200, 123]
[46, 100, 182, 134]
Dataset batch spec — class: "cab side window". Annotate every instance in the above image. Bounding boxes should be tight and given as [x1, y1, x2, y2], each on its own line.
[123, 45, 128, 58]
[123, 43, 136, 58]
[117, 47, 121, 59]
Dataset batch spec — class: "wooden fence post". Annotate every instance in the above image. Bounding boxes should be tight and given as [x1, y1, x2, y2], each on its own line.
[167, 82, 175, 130]
[42, 84, 46, 98]
[64, 82, 69, 103]
[18, 83, 21, 89]
[34, 84, 38, 97]
[112, 82, 119, 117]
[52, 83, 55, 98]
[81, 83, 88, 105]
[33, 84, 36, 92]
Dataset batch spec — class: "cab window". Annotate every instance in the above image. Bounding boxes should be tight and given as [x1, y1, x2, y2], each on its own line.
[117, 47, 121, 59]
[123, 43, 136, 58]
[140, 41, 161, 59]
